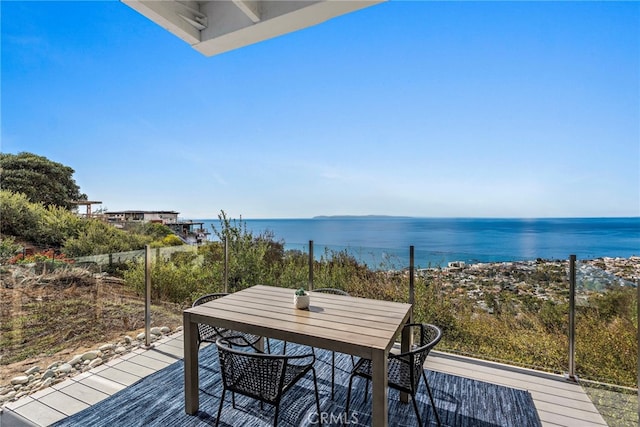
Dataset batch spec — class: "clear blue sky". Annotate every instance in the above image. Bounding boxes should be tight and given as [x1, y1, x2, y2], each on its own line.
[2, 1, 639, 219]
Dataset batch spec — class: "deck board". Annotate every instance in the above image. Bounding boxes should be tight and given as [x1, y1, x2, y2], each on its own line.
[425, 351, 608, 427]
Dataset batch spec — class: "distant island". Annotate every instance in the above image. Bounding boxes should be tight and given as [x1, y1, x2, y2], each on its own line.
[312, 215, 413, 219]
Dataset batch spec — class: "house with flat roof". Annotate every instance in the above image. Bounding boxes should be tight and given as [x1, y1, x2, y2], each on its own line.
[105, 210, 180, 224]
[105, 210, 210, 244]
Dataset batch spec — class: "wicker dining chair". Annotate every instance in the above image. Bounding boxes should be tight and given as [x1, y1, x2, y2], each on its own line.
[345, 323, 443, 427]
[215, 337, 322, 427]
[192, 293, 270, 352]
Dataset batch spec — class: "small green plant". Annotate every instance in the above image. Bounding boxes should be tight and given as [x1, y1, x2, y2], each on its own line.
[295, 287, 307, 296]
[150, 234, 184, 248]
[0, 236, 22, 263]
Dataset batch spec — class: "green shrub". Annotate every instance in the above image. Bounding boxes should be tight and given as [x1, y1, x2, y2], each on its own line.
[37, 205, 83, 247]
[0, 190, 42, 240]
[209, 211, 286, 290]
[1, 189, 175, 256]
[63, 220, 152, 256]
[160, 234, 184, 247]
[123, 257, 217, 304]
[0, 236, 22, 263]
[128, 222, 173, 240]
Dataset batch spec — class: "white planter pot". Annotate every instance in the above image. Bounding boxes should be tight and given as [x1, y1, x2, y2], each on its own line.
[294, 294, 310, 309]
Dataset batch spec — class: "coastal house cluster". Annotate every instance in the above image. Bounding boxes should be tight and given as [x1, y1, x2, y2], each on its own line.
[72, 202, 210, 245]
[105, 210, 179, 224]
[105, 210, 209, 245]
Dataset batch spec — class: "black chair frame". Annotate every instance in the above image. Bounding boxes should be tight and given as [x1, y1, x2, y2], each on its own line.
[346, 323, 442, 427]
[192, 293, 270, 353]
[215, 337, 322, 427]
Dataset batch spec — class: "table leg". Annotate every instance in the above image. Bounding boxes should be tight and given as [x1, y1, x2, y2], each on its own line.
[371, 349, 388, 427]
[184, 311, 199, 414]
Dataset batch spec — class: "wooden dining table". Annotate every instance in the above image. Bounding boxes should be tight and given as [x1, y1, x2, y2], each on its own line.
[183, 285, 413, 427]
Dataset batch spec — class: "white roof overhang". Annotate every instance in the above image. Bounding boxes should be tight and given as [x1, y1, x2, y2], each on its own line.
[121, 0, 385, 57]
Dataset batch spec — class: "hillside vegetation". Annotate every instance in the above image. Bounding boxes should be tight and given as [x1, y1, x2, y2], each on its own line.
[1, 203, 637, 388]
[0, 196, 637, 426]
[0, 190, 179, 259]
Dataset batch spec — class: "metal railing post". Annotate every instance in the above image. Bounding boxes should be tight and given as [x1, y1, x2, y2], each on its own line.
[568, 254, 577, 381]
[308, 240, 314, 291]
[144, 245, 152, 348]
[224, 237, 229, 293]
[409, 245, 415, 323]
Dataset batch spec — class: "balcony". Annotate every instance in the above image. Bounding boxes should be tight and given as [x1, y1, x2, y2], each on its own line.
[0, 331, 607, 426]
[1, 243, 636, 426]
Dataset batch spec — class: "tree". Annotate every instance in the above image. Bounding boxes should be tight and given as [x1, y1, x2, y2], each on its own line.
[0, 152, 86, 210]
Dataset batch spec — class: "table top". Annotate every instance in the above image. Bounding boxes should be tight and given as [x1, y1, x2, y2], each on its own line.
[185, 285, 412, 358]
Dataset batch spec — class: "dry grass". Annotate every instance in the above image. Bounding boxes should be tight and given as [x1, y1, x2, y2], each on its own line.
[0, 266, 184, 385]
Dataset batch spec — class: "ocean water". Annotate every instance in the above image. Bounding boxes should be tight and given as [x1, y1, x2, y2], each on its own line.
[197, 217, 640, 269]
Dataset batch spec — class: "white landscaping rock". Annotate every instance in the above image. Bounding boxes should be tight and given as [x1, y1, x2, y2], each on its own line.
[24, 366, 40, 375]
[47, 361, 62, 370]
[99, 343, 115, 352]
[88, 358, 103, 368]
[55, 363, 73, 374]
[0, 323, 180, 405]
[41, 369, 56, 380]
[68, 355, 83, 366]
[10, 376, 29, 386]
[81, 350, 100, 361]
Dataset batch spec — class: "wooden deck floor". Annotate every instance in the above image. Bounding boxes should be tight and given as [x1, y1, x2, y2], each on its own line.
[425, 351, 607, 427]
[1, 333, 608, 426]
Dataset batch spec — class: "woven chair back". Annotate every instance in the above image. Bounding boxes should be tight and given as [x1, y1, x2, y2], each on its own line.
[192, 293, 229, 343]
[405, 324, 442, 390]
[216, 339, 288, 404]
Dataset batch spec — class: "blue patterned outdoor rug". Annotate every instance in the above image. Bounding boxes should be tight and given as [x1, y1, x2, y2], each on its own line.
[52, 342, 541, 426]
